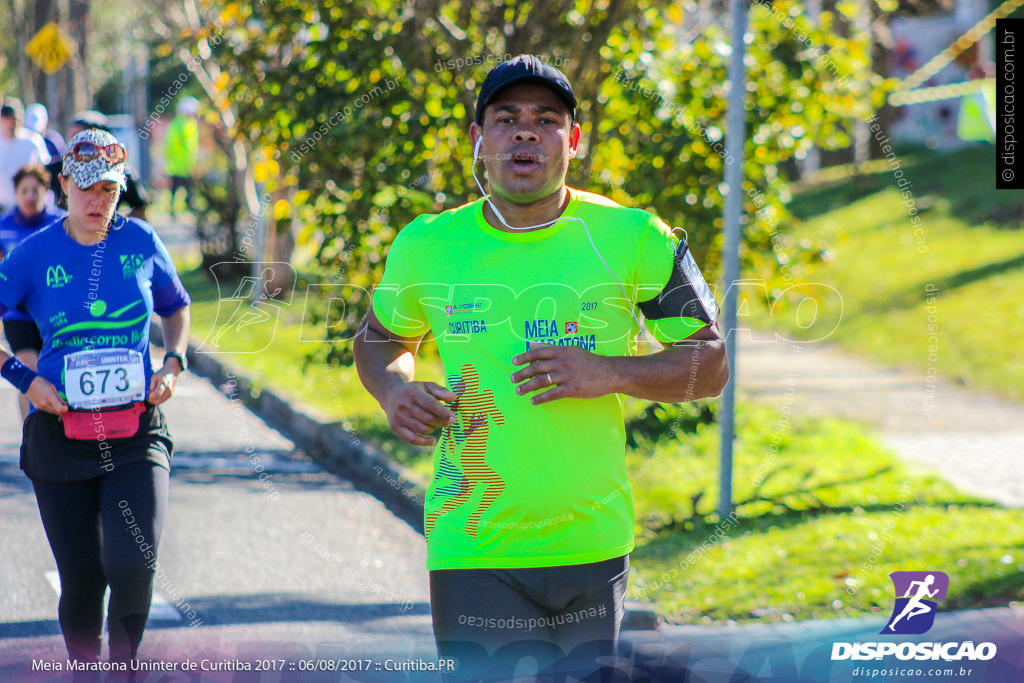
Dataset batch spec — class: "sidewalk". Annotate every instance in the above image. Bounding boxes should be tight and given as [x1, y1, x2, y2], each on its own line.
[736, 331, 1024, 507]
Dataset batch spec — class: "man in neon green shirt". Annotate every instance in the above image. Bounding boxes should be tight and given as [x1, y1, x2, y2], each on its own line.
[163, 97, 199, 220]
[354, 55, 728, 680]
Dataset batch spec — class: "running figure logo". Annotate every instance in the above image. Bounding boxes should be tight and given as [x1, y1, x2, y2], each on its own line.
[206, 267, 286, 350]
[882, 571, 949, 635]
[426, 363, 505, 540]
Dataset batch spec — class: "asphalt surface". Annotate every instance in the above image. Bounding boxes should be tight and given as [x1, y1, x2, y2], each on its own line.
[3, 339, 1023, 683]
[1, 216, 1022, 682]
[0, 368, 439, 681]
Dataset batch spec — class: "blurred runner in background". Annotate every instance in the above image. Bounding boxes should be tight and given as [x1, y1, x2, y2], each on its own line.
[0, 97, 51, 214]
[0, 162, 61, 420]
[163, 97, 200, 221]
[24, 103, 66, 160]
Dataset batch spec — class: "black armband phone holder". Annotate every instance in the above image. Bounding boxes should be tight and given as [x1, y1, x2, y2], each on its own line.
[637, 240, 720, 325]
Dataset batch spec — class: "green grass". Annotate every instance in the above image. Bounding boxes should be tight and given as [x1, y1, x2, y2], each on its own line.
[176, 207, 1024, 623]
[748, 144, 1024, 400]
[181, 265, 439, 423]
[179, 262, 444, 480]
[624, 402, 1023, 624]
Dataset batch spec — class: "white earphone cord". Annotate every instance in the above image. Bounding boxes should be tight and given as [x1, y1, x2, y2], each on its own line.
[471, 137, 657, 344]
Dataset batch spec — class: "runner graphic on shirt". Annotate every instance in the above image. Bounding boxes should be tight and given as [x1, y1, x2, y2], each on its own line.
[426, 363, 505, 539]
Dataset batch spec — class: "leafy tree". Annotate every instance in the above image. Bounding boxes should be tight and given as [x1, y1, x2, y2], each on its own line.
[195, 0, 883, 366]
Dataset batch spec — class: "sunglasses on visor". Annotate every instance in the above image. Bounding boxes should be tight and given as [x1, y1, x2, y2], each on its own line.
[68, 140, 127, 164]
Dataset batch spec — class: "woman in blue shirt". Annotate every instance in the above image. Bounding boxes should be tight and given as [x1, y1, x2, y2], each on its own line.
[0, 162, 61, 419]
[0, 129, 191, 670]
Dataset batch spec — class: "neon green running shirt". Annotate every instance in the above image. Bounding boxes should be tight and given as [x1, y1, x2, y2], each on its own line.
[372, 188, 707, 570]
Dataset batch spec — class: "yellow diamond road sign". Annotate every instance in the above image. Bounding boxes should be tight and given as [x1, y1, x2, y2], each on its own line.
[27, 22, 76, 75]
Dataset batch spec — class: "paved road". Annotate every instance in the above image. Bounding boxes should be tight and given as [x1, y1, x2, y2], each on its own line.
[0, 366, 438, 680]
[3, 217, 1020, 681]
[736, 331, 1024, 506]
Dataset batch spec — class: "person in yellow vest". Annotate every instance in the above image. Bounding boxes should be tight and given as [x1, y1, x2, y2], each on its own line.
[163, 97, 199, 220]
[957, 60, 996, 143]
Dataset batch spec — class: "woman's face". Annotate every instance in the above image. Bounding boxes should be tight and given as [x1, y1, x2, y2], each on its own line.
[15, 176, 47, 218]
[62, 176, 119, 235]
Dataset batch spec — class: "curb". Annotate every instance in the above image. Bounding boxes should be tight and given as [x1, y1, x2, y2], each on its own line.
[151, 323, 428, 533]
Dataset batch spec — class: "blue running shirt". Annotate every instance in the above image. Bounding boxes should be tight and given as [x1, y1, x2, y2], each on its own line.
[0, 207, 62, 323]
[0, 217, 190, 399]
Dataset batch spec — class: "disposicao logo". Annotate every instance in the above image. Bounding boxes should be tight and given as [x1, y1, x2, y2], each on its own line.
[883, 571, 948, 635]
[831, 570, 997, 662]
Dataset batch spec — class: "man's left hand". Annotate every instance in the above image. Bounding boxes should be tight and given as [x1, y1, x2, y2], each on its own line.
[511, 345, 617, 405]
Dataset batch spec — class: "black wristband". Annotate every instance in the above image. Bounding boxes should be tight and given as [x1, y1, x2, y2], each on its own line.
[164, 352, 188, 373]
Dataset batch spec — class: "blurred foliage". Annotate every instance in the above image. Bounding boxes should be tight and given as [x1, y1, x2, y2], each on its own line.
[186, 0, 888, 367]
[624, 398, 717, 450]
[193, 165, 243, 271]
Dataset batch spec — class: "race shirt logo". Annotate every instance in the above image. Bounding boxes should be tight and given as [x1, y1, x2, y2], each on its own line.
[46, 265, 72, 288]
[121, 253, 145, 278]
[524, 319, 596, 352]
[51, 299, 148, 349]
[448, 301, 484, 315]
[427, 363, 506, 540]
[448, 319, 487, 335]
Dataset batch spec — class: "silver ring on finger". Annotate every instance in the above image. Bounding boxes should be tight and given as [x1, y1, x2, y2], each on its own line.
[546, 372, 553, 386]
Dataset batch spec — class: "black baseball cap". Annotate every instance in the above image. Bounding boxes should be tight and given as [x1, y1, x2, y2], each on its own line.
[475, 55, 577, 125]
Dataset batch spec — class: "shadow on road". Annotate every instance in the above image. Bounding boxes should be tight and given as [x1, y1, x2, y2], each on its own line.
[0, 458, 33, 494]
[0, 597, 431, 640]
[164, 594, 431, 629]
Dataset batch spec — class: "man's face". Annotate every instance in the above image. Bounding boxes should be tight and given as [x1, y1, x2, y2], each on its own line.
[471, 84, 581, 205]
[0, 114, 17, 139]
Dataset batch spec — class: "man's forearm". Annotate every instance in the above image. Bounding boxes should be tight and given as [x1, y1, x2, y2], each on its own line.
[353, 325, 417, 411]
[607, 339, 728, 403]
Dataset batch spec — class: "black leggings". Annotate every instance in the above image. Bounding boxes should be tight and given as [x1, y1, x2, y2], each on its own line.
[168, 176, 193, 213]
[32, 460, 169, 664]
[430, 555, 629, 682]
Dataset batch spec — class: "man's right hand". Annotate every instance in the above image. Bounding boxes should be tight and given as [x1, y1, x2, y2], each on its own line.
[383, 381, 457, 447]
